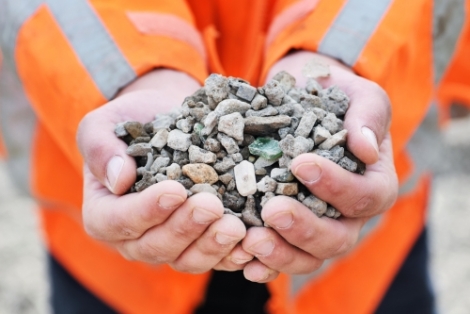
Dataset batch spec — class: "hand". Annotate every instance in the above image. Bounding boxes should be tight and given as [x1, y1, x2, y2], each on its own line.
[77, 69, 250, 273]
[237, 51, 398, 282]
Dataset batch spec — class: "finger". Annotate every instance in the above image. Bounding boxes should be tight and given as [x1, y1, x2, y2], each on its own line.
[291, 138, 398, 218]
[214, 244, 254, 271]
[83, 166, 187, 241]
[171, 214, 246, 273]
[77, 89, 187, 194]
[242, 226, 323, 274]
[119, 193, 224, 264]
[260, 196, 366, 260]
[243, 259, 279, 283]
[317, 67, 391, 164]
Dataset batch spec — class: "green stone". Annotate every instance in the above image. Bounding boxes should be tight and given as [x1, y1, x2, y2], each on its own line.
[194, 123, 204, 135]
[248, 137, 283, 161]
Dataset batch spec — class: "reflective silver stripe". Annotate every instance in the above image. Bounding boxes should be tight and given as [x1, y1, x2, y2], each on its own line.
[318, 0, 392, 67]
[0, 0, 43, 195]
[433, 0, 466, 83]
[46, 0, 136, 99]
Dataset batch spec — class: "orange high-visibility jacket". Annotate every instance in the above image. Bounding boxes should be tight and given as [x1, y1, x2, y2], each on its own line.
[1, 1, 435, 313]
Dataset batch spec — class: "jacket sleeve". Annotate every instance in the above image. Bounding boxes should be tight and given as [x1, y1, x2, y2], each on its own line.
[12, 0, 207, 174]
[262, 0, 434, 156]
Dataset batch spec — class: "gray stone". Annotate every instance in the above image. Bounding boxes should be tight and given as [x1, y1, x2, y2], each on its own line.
[155, 173, 168, 183]
[260, 192, 275, 207]
[223, 190, 246, 211]
[302, 195, 327, 217]
[218, 112, 245, 142]
[114, 122, 128, 137]
[226, 179, 236, 191]
[217, 133, 239, 154]
[236, 83, 257, 101]
[215, 99, 251, 116]
[241, 196, 263, 226]
[305, 78, 323, 95]
[321, 112, 343, 134]
[270, 168, 295, 182]
[166, 163, 182, 180]
[218, 173, 234, 185]
[278, 155, 292, 168]
[151, 115, 175, 132]
[190, 183, 218, 196]
[312, 107, 327, 120]
[272, 70, 296, 92]
[255, 168, 267, 176]
[264, 79, 285, 106]
[254, 156, 278, 170]
[338, 156, 358, 172]
[167, 129, 192, 151]
[135, 171, 156, 192]
[204, 137, 221, 152]
[325, 206, 336, 218]
[205, 73, 230, 103]
[201, 111, 219, 136]
[173, 150, 189, 166]
[300, 94, 326, 111]
[257, 176, 277, 193]
[150, 129, 169, 149]
[176, 117, 195, 133]
[214, 157, 236, 173]
[322, 85, 349, 116]
[234, 160, 257, 196]
[277, 103, 295, 116]
[295, 111, 317, 137]
[314, 146, 344, 163]
[287, 87, 302, 102]
[126, 143, 152, 157]
[244, 115, 292, 135]
[150, 156, 171, 173]
[319, 129, 348, 150]
[313, 125, 331, 145]
[188, 145, 217, 164]
[275, 183, 298, 195]
[251, 94, 268, 110]
[245, 106, 278, 117]
[124, 121, 147, 139]
[176, 177, 194, 189]
[279, 134, 314, 158]
[224, 207, 242, 218]
[231, 153, 244, 163]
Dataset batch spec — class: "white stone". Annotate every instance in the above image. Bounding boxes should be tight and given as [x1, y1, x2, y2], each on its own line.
[234, 160, 257, 196]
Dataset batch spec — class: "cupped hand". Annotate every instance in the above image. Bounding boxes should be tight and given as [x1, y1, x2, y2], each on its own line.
[239, 51, 398, 282]
[77, 69, 250, 273]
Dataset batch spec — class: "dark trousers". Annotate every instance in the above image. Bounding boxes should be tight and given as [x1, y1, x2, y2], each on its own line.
[48, 229, 435, 314]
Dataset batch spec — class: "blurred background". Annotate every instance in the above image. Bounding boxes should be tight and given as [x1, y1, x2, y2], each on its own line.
[1, 0, 469, 313]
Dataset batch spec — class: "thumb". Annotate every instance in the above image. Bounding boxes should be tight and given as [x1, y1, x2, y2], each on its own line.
[77, 107, 137, 195]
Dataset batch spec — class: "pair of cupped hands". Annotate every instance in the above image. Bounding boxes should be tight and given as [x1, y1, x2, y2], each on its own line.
[77, 51, 398, 283]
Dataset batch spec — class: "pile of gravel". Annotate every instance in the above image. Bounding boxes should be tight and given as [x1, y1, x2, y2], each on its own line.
[115, 71, 364, 226]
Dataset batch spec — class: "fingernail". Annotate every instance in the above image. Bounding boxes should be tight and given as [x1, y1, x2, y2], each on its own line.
[249, 239, 274, 256]
[158, 194, 184, 209]
[267, 211, 293, 229]
[293, 163, 322, 183]
[106, 156, 124, 192]
[192, 207, 219, 224]
[215, 232, 239, 245]
[362, 126, 379, 154]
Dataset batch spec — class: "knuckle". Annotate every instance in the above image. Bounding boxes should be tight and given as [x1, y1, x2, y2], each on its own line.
[171, 260, 207, 274]
[345, 195, 374, 217]
[109, 214, 141, 239]
[136, 240, 171, 264]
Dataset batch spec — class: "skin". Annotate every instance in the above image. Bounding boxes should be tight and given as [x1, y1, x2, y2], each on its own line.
[77, 51, 398, 282]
